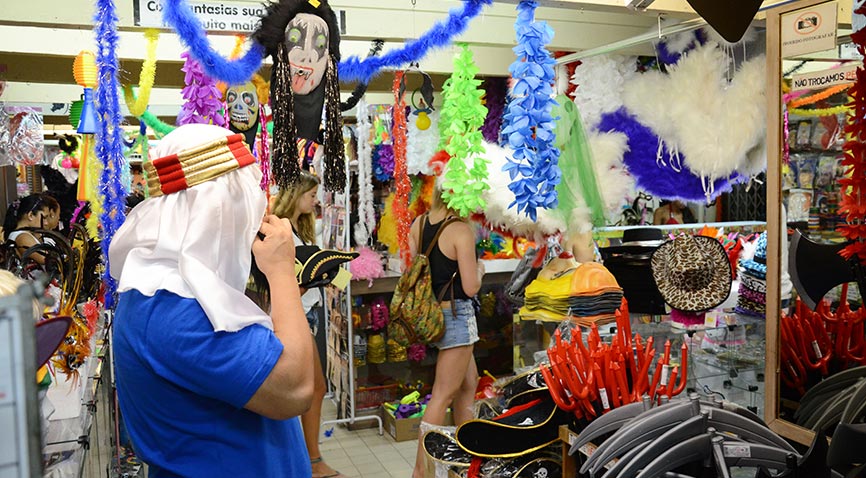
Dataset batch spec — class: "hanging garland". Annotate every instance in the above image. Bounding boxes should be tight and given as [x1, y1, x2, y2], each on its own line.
[122, 29, 160, 117]
[501, 0, 560, 221]
[94, 0, 129, 308]
[354, 98, 376, 247]
[393, 72, 412, 268]
[177, 52, 226, 126]
[373, 143, 395, 182]
[787, 83, 851, 108]
[161, 0, 493, 85]
[481, 77, 507, 144]
[257, 105, 271, 191]
[788, 105, 850, 117]
[839, 5, 866, 265]
[438, 43, 489, 217]
[140, 110, 175, 138]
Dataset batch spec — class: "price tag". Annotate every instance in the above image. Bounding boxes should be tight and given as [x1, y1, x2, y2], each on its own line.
[723, 444, 751, 458]
[661, 364, 671, 386]
[599, 388, 611, 410]
[812, 341, 823, 359]
[704, 312, 718, 328]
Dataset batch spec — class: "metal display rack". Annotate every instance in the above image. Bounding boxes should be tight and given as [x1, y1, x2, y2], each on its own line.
[0, 284, 42, 478]
[320, 166, 382, 436]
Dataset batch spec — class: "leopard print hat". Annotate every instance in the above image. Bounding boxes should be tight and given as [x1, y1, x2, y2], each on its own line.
[650, 234, 733, 313]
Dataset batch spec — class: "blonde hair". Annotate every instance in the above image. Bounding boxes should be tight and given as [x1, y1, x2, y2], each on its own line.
[0, 270, 23, 297]
[272, 171, 320, 244]
[431, 185, 458, 217]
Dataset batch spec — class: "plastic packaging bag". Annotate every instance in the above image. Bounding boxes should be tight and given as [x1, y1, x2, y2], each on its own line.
[7, 107, 44, 166]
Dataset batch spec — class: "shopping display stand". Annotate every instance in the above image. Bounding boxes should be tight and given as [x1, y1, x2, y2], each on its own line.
[320, 168, 383, 437]
[0, 284, 42, 477]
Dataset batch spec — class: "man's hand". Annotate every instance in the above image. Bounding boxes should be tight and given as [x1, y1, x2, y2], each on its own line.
[252, 215, 296, 279]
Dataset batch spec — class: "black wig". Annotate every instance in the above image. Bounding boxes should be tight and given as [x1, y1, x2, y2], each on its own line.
[254, 0, 345, 191]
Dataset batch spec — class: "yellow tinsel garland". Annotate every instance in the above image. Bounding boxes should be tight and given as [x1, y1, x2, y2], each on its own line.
[122, 29, 160, 117]
[788, 104, 850, 117]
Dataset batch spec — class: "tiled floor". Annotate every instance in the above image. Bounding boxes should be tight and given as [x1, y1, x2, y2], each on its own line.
[317, 399, 417, 478]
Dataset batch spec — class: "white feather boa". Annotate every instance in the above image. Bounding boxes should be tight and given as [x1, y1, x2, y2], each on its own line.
[354, 99, 376, 247]
[570, 54, 638, 130]
[588, 131, 633, 218]
[620, 42, 766, 197]
[481, 133, 630, 237]
[407, 111, 439, 175]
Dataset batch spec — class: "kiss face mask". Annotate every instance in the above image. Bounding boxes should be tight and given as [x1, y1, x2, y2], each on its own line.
[285, 13, 329, 95]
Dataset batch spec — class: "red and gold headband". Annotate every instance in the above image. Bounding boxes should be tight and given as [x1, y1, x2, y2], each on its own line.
[145, 134, 256, 197]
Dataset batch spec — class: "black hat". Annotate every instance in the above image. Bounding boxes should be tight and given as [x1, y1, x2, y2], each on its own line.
[36, 317, 72, 368]
[600, 227, 666, 258]
[295, 245, 358, 289]
[455, 398, 570, 458]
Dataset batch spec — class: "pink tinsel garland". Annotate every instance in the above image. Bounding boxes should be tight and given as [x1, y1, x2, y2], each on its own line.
[407, 343, 427, 362]
[370, 296, 389, 331]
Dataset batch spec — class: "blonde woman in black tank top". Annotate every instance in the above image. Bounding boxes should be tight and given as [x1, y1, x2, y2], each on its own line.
[409, 186, 485, 478]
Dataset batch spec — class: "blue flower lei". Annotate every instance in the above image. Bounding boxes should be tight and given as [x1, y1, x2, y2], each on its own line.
[94, 0, 129, 308]
[162, 0, 493, 85]
[500, 0, 561, 222]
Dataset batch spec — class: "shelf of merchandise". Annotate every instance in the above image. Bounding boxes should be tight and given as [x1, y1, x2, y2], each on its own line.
[41, 313, 108, 478]
[321, 175, 384, 435]
[347, 269, 519, 419]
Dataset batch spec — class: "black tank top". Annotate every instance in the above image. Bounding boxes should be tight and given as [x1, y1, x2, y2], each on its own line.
[421, 216, 470, 301]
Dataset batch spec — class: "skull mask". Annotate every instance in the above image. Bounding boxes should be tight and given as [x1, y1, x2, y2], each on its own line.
[285, 13, 329, 95]
[226, 82, 259, 132]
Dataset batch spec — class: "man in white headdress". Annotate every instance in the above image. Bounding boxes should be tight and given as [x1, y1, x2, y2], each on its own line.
[109, 124, 313, 477]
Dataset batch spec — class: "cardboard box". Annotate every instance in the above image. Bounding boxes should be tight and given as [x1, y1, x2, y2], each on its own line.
[382, 407, 453, 442]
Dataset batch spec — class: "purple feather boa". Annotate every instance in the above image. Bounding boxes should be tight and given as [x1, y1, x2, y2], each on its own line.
[481, 77, 507, 144]
[597, 108, 740, 202]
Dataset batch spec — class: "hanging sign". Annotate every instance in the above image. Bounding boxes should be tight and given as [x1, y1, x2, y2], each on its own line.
[791, 64, 858, 91]
[781, 1, 838, 58]
[133, 0, 346, 34]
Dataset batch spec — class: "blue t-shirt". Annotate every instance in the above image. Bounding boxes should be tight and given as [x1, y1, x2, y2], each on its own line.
[113, 289, 310, 478]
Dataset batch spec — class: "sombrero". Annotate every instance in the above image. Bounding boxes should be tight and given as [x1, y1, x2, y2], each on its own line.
[651, 234, 732, 313]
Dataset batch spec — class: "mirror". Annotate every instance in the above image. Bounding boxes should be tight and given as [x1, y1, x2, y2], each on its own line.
[765, 0, 864, 445]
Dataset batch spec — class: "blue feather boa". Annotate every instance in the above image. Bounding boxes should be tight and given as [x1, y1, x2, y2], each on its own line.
[164, 0, 265, 85]
[338, 0, 493, 83]
[94, 0, 129, 308]
[598, 108, 740, 202]
[163, 0, 493, 84]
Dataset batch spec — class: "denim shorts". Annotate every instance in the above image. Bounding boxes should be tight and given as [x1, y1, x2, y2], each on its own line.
[434, 299, 479, 350]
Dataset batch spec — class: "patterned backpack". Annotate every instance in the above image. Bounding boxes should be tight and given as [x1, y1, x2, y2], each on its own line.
[388, 215, 460, 347]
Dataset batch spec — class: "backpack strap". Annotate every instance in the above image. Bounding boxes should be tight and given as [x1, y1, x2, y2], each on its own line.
[427, 216, 463, 314]
[423, 216, 461, 257]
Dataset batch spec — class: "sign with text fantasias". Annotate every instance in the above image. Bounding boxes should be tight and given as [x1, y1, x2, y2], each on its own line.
[781, 1, 839, 58]
[134, 0, 346, 34]
[134, 0, 266, 32]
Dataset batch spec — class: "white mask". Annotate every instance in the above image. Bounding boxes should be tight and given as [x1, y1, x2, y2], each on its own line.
[285, 13, 329, 95]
